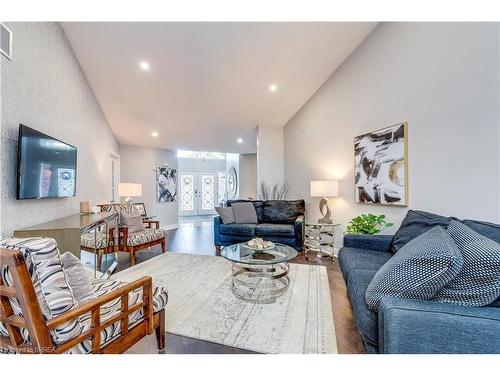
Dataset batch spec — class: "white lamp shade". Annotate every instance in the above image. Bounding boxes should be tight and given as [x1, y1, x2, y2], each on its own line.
[118, 183, 142, 197]
[310, 180, 339, 198]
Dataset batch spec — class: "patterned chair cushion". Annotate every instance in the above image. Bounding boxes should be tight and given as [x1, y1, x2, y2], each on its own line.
[127, 229, 165, 246]
[80, 231, 112, 249]
[69, 279, 168, 353]
[0, 237, 82, 344]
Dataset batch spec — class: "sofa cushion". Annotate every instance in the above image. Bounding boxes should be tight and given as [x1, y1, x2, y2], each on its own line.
[337, 247, 393, 284]
[433, 220, 500, 306]
[366, 226, 463, 312]
[255, 223, 294, 237]
[231, 202, 258, 224]
[228, 200, 264, 222]
[61, 252, 95, 304]
[347, 269, 379, 347]
[263, 200, 305, 224]
[391, 210, 451, 253]
[215, 206, 235, 224]
[219, 223, 256, 236]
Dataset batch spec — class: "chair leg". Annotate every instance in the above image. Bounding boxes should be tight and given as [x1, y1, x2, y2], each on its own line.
[156, 309, 166, 353]
[97, 251, 103, 270]
[161, 238, 166, 253]
[130, 249, 136, 266]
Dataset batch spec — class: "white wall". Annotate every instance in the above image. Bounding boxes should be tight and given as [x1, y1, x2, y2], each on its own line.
[1, 22, 120, 237]
[178, 157, 226, 172]
[119, 146, 178, 228]
[239, 153, 257, 199]
[257, 126, 284, 191]
[284, 23, 500, 242]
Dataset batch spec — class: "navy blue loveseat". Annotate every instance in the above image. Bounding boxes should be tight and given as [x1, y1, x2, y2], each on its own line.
[214, 199, 305, 250]
[338, 210, 500, 354]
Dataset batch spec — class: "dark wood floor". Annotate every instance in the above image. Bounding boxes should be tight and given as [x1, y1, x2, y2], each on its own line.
[116, 223, 364, 354]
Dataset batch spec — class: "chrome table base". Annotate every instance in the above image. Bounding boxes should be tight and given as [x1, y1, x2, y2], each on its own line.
[230, 262, 291, 304]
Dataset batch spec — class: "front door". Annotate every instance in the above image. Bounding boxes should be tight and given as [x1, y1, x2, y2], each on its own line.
[179, 171, 218, 216]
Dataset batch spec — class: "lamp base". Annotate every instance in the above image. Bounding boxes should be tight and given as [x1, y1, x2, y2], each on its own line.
[318, 197, 333, 224]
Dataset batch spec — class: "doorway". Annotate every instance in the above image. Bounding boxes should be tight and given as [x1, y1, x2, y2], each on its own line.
[179, 171, 219, 217]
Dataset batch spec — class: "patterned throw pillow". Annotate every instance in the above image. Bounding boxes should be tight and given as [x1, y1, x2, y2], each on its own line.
[365, 226, 463, 311]
[433, 220, 500, 306]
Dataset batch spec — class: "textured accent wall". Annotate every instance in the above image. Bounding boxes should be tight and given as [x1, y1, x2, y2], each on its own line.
[1, 22, 119, 236]
[284, 23, 500, 243]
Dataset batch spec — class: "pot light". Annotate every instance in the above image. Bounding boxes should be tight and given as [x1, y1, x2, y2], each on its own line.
[139, 61, 150, 71]
[237, 138, 243, 144]
[151, 131, 158, 137]
[269, 84, 278, 92]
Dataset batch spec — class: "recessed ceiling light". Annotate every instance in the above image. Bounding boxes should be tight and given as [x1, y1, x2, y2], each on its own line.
[237, 138, 243, 144]
[269, 84, 278, 92]
[139, 61, 150, 71]
[151, 131, 158, 137]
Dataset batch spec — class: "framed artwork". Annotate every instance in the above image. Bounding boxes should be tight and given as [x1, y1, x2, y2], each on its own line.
[156, 167, 177, 203]
[133, 202, 147, 218]
[354, 122, 408, 206]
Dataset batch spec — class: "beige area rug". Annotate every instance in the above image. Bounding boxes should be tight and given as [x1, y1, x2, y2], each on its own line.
[112, 252, 337, 354]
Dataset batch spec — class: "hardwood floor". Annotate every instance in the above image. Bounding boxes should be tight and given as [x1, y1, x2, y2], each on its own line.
[116, 222, 365, 354]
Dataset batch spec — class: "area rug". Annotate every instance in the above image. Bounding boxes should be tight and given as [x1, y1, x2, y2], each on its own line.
[112, 252, 337, 354]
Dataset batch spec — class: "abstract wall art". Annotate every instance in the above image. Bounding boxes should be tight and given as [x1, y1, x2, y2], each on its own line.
[156, 167, 177, 203]
[354, 122, 408, 206]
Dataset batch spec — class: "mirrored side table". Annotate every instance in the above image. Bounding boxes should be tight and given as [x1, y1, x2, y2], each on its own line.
[304, 222, 340, 262]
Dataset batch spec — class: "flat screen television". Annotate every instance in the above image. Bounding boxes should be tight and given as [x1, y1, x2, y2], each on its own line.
[17, 124, 77, 199]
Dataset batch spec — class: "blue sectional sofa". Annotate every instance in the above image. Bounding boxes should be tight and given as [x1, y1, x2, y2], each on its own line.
[338, 210, 500, 354]
[214, 199, 305, 250]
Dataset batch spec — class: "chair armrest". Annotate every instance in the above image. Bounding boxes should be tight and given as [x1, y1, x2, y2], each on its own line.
[343, 234, 393, 252]
[46, 276, 154, 353]
[213, 216, 222, 246]
[378, 298, 500, 354]
[143, 220, 160, 229]
[294, 215, 305, 250]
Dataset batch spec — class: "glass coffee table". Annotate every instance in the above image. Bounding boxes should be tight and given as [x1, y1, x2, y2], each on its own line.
[220, 242, 298, 304]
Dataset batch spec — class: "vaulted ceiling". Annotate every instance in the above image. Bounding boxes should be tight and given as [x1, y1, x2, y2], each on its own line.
[62, 22, 377, 153]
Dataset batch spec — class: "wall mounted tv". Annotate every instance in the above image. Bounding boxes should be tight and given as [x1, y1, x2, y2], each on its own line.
[17, 124, 77, 199]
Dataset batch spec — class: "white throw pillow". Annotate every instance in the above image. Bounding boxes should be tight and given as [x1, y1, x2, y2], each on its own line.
[60, 252, 95, 304]
[120, 209, 146, 233]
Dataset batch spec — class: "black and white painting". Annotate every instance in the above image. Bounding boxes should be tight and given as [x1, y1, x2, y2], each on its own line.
[156, 167, 177, 203]
[354, 122, 408, 206]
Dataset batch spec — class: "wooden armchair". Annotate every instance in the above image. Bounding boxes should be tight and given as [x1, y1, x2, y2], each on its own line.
[0, 246, 166, 354]
[97, 203, 166, 266]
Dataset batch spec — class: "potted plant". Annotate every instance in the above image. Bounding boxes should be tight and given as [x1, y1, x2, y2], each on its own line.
[346, 214, 393, 235]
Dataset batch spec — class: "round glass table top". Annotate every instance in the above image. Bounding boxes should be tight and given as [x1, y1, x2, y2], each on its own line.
[220, 242, 298, 265]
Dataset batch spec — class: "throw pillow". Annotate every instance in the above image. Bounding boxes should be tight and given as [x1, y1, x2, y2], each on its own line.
[391, 210, 451, 253]
[433, 220, 500, 306]
[365, 226, 463, 312]
[60, 252, 95, 304]
[120, 208, 146, 233]
[215, 206, 235, 224]
[232, 202, 258, 224]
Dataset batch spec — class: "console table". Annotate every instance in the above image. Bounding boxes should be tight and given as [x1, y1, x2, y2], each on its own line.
[14, 212, 119, 278]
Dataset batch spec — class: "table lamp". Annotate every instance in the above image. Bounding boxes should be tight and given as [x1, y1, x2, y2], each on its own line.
[118, 183, 142, 204]
[310, 180, 339, 224]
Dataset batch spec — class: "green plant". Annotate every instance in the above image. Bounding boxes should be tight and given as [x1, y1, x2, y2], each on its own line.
[346, 214, 394, 235]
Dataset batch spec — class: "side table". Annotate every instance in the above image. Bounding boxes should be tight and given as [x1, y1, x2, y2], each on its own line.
[304, 222, 340, 262]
